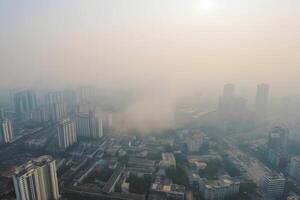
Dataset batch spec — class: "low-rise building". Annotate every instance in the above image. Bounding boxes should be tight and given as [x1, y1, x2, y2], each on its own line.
[160, 153, 176, 169]
[200, 176, 240, 200]
[151, 183, 185, 200]
[260, 171, 285, 199]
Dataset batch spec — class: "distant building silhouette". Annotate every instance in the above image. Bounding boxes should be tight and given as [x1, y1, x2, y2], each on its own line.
[256, 83, 269, 119]
[14, 90, 37, 120]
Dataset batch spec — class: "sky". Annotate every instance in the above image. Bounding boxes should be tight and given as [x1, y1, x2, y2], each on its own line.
[0, 0, 300, 97]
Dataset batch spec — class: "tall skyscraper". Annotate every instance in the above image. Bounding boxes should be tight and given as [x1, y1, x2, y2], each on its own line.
[0, 119, 13, 144]
[256, 83, 269, 118]
[185, 134, 203, 153]
[267, 126, 289, 169]
[76, 110, 103, 139]
[76, 86, 95, 104]
[57, 118, 77, 149]
[14, 90, 37, 119]
[219, 84, 246, 123]
[46, 91, 66, 122]
[223, 84, 235, 99]
[13, 155, 60, 200]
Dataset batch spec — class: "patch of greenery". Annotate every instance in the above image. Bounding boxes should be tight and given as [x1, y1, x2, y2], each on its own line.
[240, 181, 257, 194]
[128, 175, 152, 194]
[199, 160, 222, 179]
[223, 157, 240, 177]
[166, 166, 189, 186]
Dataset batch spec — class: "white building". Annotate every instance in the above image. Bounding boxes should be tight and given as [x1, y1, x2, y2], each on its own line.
[160, 153, 176, 169]
[57, 118, 77, 149]
[13, 155, 60, 200]
[186, 134, 203, 153]
[289, 156, 300, 180]
[0, 119, 13, 144]
[46, 91, 66, 122]
[260, 171, 285, 199]
[200, 176, 240, 200]
[76, 111, 103, 139]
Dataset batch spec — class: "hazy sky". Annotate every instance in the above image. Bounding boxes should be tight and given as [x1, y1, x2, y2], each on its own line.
[0, 0, 299, 96]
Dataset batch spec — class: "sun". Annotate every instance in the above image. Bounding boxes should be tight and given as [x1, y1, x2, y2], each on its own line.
[199, 0, 215, 10]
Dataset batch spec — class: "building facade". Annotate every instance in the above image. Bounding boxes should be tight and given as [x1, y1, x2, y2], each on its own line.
[14, 90, 37, 120]
[267, 126, 289, 169]
[0, 119, 13, 144]
[200, 176, 240, 200]
[13, 155, 60, 200]
[76, 110, 103, 139]
[186, 134, 203, 153]
[57, 118, 77, 149]
[255, 83, 269, 119]
[289, 156, 300, 181]
[260, 172, 285, 199]
[46, 91, 66, 122]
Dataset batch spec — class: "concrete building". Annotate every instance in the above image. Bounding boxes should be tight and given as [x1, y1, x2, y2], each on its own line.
[255, 83, 269, 119]
[46, 91, 66, 122]
[289, 156, 300, 181]
[58, 118, 77, 149]
[14, 90, 37, 120]
[186, 134, 203, 153]
[160, 153, 176, 169]
[151, 183, 185, 200]
[200, 176, 240, 200]
[13, 155, 60, 200]
[267, 126, 289, 168]
[76, 86, 95, 104]
[0, 119, 13, 144]
[260, 171, 285, 199]
[218, 84, 246, 123]
[76, 110, 103, 139]
[223, 84, 235, 99]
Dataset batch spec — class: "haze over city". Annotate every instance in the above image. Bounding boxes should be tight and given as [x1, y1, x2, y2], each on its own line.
[0, 1, 300, 200]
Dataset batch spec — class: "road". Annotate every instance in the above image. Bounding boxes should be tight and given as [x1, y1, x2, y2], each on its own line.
[224, 139, 267, 184]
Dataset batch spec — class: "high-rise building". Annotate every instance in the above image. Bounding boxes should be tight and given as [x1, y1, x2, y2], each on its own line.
[218, 84, 246, 123]
[288, 156, 300, 181]
[76, 110, 103, 139]
[46, 91, 66, 122]
[13, 155, 59, 200]
[260, 171, 285, 199]
[57, 118, 77, 149]
[256, 84, 269, 119]
[63, 89, 77, 113]
[267, 126, 289, 169]
[14, 90, 37, 119]
[186, 134, 203, 153]
[76, 86, 95, 104]
[0, 119, 13, 144]
[223, 84, 235, 99]
[0, 108, 4, 119]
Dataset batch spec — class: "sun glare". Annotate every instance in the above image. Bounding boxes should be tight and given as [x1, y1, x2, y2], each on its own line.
[199, 0, 215, 11]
